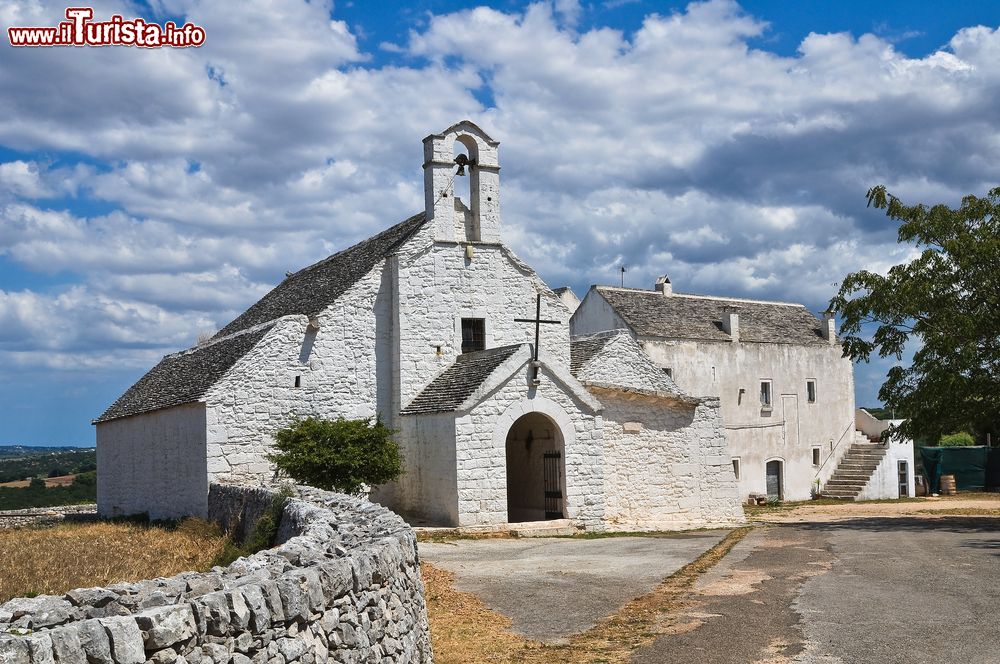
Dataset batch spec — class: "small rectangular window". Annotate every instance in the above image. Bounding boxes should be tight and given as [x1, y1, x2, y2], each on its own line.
[812, 447, 821, 466]
[807, 380, 816, 403]
[732, 458, 741, 480]
[294, 375, 301, 388]
[760, 380, 772, 407]
[664, 367, 673, 379]
[461, 318, 486, 353]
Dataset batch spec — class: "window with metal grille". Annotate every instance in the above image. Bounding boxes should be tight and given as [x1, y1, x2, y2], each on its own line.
[461, 318, 486, 353]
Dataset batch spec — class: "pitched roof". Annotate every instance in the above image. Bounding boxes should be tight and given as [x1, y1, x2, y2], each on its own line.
[570, 330, 691, 401]
[216, 212, 426, 337]
[97, 213, 427, 424]
[94, 324, 274, 423]
[570, 332, 616, 376]
[595, 286, 829, 345]
[401, 345, 524, 415]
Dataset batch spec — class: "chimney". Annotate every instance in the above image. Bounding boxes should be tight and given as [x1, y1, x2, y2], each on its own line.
[821, 311, 836, 345]
[654, 275, 672, 295]
[721, 306, 740, 342]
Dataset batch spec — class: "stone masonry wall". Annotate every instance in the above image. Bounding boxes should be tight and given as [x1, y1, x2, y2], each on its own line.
[456, 362, 604, 528]
[598, 392, 745, 530]
[0, 484, 432, 664]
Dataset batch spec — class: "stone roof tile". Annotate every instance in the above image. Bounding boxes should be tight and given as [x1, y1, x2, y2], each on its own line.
[216, 212, 426, 337]
[401, 345, 524, 415]
[596, 286, 828, 345]
[97, 213, 427, 423]
[569, 332, 616, 377]
[94, 324, 274, 423]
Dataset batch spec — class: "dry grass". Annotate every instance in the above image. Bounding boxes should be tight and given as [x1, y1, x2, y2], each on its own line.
[0, 519, 228, 602]
[917, 507, 1000, 516]
[423, 526, 752, 664]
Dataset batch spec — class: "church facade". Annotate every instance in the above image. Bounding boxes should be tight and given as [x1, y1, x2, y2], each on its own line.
[95, 121, 744, 531]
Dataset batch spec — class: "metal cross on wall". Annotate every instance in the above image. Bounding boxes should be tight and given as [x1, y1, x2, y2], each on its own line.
[514, 293, 561, 381]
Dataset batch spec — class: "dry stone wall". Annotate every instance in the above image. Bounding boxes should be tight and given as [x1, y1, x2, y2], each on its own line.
[0, 484, 432, 664]
[0, 505, 97, 530]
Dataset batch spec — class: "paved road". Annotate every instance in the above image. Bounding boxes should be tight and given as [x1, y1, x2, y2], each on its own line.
[420, 531, 729, 642]
[634, 517, 1000, 664]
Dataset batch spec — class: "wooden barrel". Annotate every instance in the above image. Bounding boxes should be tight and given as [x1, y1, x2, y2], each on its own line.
[941, 474, 957, 495]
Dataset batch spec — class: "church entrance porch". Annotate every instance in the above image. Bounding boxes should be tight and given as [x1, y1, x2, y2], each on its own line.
[505, 412, 565, 522]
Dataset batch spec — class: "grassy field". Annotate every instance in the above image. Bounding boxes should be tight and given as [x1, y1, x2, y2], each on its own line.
[0, 472, 97, 510]
[0, 519, 228, 603]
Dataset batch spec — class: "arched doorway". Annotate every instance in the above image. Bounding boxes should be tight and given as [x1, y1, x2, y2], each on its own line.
[505, 412, 565, 522]
[765, 459, 783, 501]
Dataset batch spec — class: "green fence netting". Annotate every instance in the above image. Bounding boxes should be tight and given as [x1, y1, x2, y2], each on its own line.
[920, 446, 1000, 493]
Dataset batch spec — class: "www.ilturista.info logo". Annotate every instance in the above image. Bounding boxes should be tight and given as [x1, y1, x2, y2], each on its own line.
[8, 7, 205, 47]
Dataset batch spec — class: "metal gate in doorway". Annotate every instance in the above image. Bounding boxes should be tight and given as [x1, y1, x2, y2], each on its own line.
[543, 451, 564, 519]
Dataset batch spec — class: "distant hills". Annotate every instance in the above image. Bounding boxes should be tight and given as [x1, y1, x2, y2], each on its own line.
[0, 446, 97, 483]
[0, 445, 94, 459]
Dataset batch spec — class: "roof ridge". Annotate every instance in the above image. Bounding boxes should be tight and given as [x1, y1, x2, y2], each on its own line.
[287, 211, 425, 279]
[166, 320, 279, 360]
[456, 343, 528, 360]
[571, 330, 625, 342]
[596, 285, 805, 308]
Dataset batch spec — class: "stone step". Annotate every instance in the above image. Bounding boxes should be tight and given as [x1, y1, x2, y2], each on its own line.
[509, 519, 581, 538]
[836, 464, 881, 472]
[825, 481, 868, 489]
[827, 475, 873, 483]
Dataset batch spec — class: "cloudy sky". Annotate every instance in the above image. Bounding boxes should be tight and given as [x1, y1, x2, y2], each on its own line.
[2, 0, 999, 445]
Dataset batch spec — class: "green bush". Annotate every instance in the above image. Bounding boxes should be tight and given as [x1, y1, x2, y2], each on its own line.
[939, 432, 976, 447]
[267, 416, 403, 495]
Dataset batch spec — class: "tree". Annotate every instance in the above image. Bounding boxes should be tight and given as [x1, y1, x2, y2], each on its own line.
[267, 416, 403, 495]
[830, 186, 1000, 445]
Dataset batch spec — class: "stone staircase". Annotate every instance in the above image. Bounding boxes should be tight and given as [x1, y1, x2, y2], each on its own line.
[821, 438, 888, 499]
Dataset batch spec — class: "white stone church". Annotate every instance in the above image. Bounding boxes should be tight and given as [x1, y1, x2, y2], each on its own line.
[95, 121, 746, 530]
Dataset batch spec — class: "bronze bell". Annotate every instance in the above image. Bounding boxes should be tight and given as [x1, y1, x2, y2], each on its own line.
[454, 153, 474, 176]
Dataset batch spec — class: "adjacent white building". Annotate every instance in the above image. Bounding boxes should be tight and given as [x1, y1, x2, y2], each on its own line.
[95, 121, 745, 530]
[571, 280, 910, 502]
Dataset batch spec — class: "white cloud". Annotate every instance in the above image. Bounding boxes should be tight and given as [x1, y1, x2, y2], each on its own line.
[2, 0, 999, 411]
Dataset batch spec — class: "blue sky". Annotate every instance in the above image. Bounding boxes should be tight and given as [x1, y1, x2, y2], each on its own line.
[1, 0, 999, 445]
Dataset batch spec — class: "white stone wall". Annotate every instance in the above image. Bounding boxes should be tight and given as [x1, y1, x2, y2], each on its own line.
[205, 258, 394, 484]
[96, 403, 208, 519]
[570, 289, 630, 337]
[597, 391, 744, 530]
[575, 332, 680, 395]
[455, 363, 604, 528]
[633, 338, 856, 501]
[572, 287, 858, 502]
[395, 235, 573, 410]
[855, 412, 916, 499]
[374, 412, 459, 526]
[204, 317, 313, 483]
